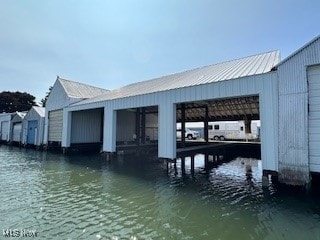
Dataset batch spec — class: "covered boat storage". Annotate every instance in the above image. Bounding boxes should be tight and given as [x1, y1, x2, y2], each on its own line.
[65, 50, 279, 175]
[10, 112, 26, 144]
[44, 77, 109, 148]
[22, 106, 45, 147]
[42, 35, 320, 185]
[0, 113, 14, 142]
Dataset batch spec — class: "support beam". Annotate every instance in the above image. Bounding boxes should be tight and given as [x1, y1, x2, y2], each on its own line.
[158, 103, 176, 159]
[103, 105, 117, 153]
[191, 155, 195, 175]
[141, 108, 146, 144]
[181, 103, 186, 147]
[204, 105, 209, 143]
[61, 109, 71, 148]
[135, 108, 141, 145]
[244, 116, 252, 134]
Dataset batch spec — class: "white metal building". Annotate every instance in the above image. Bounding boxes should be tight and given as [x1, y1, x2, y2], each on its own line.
[44, 35, 320, 186]
[10, 112, 27, 143]
[65, 50, 280, 174]
[275, 36, 320, 185]
[22, 106, 45, 146]
[44, 76, 109, 146]
[0, 113, 14, 142]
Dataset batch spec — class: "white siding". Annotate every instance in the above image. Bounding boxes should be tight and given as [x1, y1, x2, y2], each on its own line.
[1, 121, 10, 141]
[103, 105, 117, 152]
[278, 37, 320, 183]
[22, 107, 45, 146]
[48, 109, 63, 142]
[70, 108, 103, 144]
[46, 80, 71, 110]
[12, 123, 22, 142]
[93, 72, 278, 170]
[159, 102, 176, 159]
[308, 65, 320, 172]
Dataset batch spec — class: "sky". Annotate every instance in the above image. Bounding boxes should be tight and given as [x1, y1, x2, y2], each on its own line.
[1, 0, 320, 103]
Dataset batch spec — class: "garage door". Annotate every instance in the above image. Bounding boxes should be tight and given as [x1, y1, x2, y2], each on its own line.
[308, 65, 320, 172]
[48, 109, 63, 142]
[12, 123, 22, 142]
[1, 121, 9, 141]
[27, 120, 38, 145]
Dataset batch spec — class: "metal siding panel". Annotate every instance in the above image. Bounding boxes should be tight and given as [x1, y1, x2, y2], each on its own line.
[71, 109, 103, 144]
[308, 65, 320, 172]
[1, 121, 9, 141]
[71, 51, 279, 109]
[158, 100, 176, 159]
[37, 117, 45, 146]
[278, 38, 320, 181]
[260, 75, 278, 171]
[12, 123, 22, 142]
[46, 81, 70, 110]
[310, 164, 320, 172]
[48, 109, 63, 142]
[27, 120, 38, 145]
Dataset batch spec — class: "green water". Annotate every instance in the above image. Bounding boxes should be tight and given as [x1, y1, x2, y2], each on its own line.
[0, 145, 320, 240]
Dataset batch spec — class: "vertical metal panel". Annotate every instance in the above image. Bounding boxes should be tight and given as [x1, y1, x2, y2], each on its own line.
[48, 109, 63, 142]
[23, 108, 45, 146]
[68, 71, 278, 170]
[1, 121, 9, 141]
[278, 38, 320, 183]
[46, 80, 70, 110]
[259, 75, 279, 171]
[103, 105, 117, 152]
[12, 123, 22, 142]
[158, 102, 176, 159]
[308, 65, 320, 172]
[38, 117, 45, 146]
[27, 120, 38, 145]
[70, 108, 103, 144]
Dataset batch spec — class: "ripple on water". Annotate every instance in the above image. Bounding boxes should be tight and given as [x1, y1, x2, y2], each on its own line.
[1, 146, 320, 239]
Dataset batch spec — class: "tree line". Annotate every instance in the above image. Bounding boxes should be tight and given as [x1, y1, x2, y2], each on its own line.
[0, 87, 52, 113]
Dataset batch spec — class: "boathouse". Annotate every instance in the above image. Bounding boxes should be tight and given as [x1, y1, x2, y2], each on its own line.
[10, 111, 27, 144]
[22, 106, 45, 147]
[46, 35, 320, 186]
[0, 113, 14, 142]
[66, 50, 280, 175]
[44, 77, 109, 148]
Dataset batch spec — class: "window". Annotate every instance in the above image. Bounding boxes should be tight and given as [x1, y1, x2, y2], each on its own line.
[240, 126, 244, 131]
[214, 125, 219, 130]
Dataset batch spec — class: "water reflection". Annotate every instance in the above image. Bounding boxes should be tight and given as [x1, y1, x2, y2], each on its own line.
[0, 145, 320, 240]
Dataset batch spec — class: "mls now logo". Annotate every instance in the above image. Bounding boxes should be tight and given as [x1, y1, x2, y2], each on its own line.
[3, 229, 38, 238]
[3, 229, 20, 237]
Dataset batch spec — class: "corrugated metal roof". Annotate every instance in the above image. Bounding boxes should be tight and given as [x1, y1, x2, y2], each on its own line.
[32, 106, 45, 117]
[72, 50, 280, 106]
[58, 77, 109, 99]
